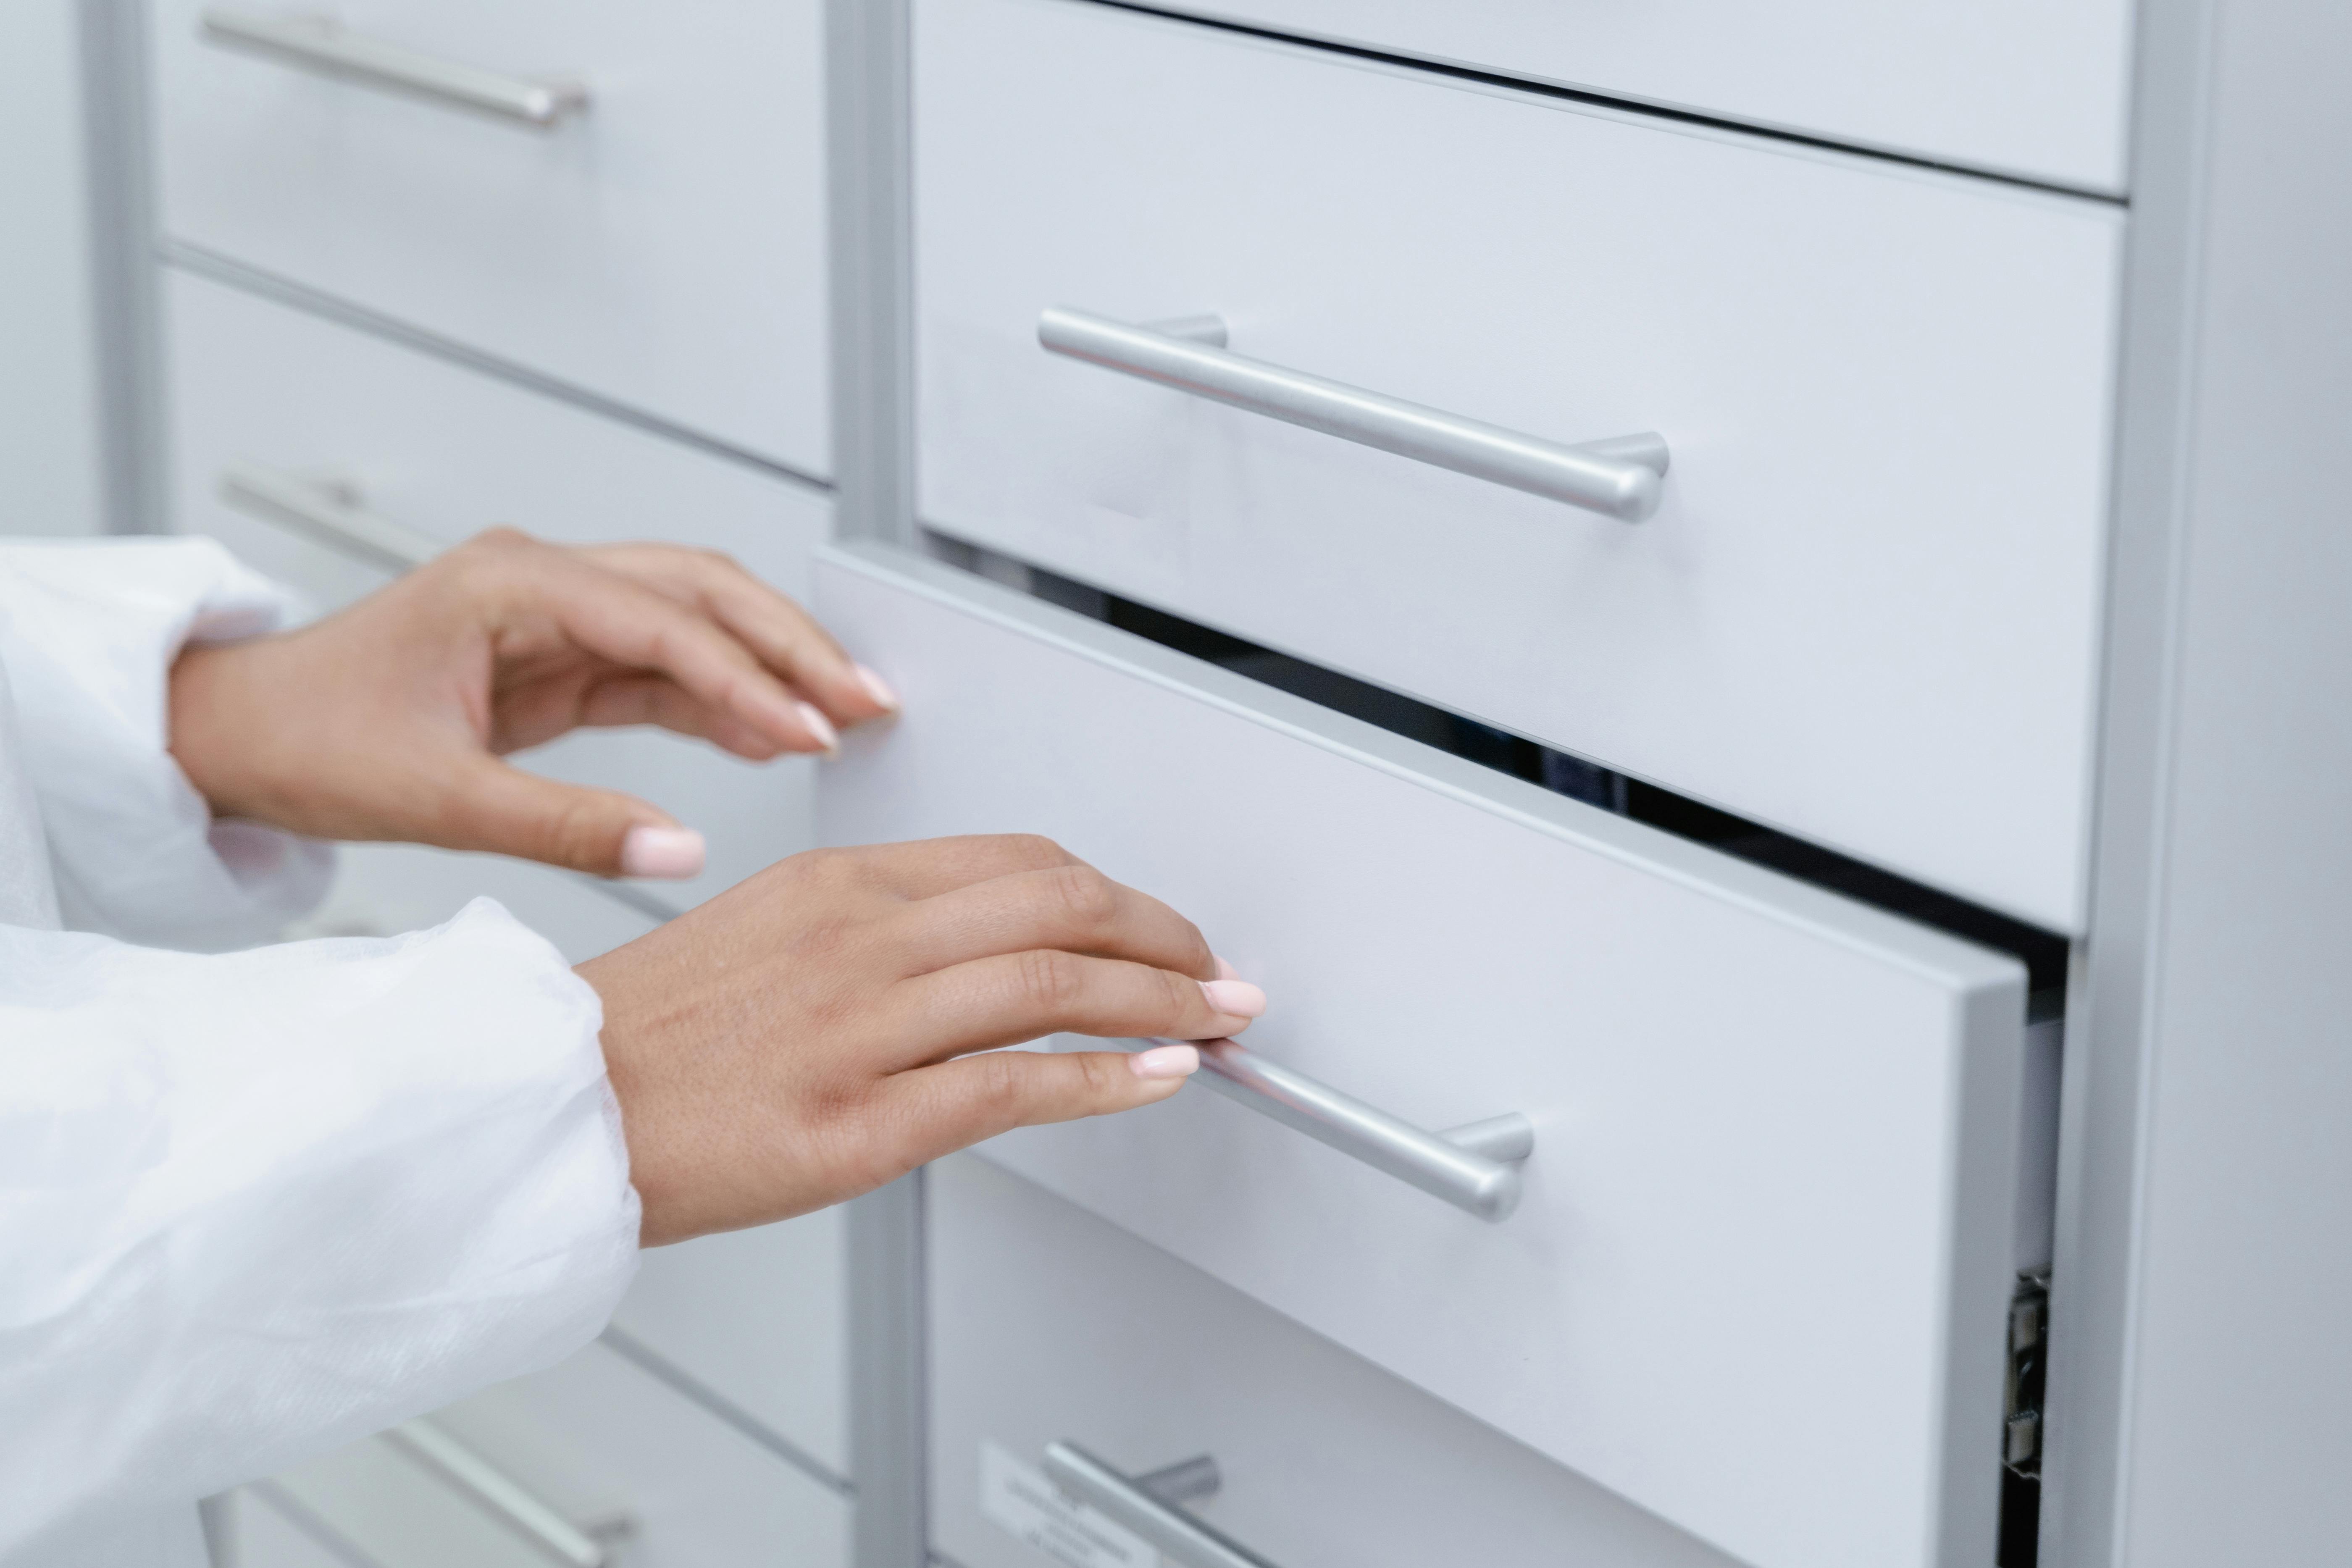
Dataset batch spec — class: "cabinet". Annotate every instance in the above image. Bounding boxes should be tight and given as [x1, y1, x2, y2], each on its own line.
[97, 0, 2351, 1563]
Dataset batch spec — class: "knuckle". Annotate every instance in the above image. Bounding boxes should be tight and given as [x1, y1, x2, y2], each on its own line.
[997, 833, 1069, 869]
[1041, 862, 1118, 930]
[1012, 948, 1083, 1016]
[551, 797, 620, 867]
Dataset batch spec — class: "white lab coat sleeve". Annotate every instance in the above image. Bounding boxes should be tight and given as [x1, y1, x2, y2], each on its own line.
[0, 900, 642, 1560]
[0, 536, 334, 951]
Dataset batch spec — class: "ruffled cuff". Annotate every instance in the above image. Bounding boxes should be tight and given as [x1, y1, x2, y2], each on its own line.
[0, 537, 333, 949]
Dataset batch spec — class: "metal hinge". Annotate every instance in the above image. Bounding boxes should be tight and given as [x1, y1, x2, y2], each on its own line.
[2003, 1271, 2051, 1475]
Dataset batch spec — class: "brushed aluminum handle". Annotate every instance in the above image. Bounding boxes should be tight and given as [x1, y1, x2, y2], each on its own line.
[218, 462, 441, 573]
[1038, 308, 1666, 522]
[384, 1418, 631, 1568]
[1042, 1443, 1280, 1568]
[1164, 1036, 1531, 1221]
[199, 10, 589, 128]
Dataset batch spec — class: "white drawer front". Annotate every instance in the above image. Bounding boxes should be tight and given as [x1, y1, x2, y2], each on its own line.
[155, 0, 828, 473]
[262, 1339, 849, 1568]
[931, 1153, 1739, 1568]
[1119, 0, 2131, 191]
[296, 841, 660, 963]
[915, 0, 2121, 931]
[610, 1207, 851, 1479]
[166, 270, 827, 911]
[818, 546, 2030, 1568]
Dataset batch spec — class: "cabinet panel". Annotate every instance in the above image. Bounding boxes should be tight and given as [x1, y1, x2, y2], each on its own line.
[819, 544, 2029, 1568]
[154, 0, 828, 471]
[914, 0, 2121, 930]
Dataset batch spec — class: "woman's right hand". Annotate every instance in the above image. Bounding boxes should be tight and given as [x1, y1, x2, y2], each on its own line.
[578, 834, 1268, 1246]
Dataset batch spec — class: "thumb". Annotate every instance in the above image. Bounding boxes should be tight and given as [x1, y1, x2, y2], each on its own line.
[436, 758, 706, 880]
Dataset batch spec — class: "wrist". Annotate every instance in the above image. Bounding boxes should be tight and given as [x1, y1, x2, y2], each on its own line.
[168, 639, 282, 822]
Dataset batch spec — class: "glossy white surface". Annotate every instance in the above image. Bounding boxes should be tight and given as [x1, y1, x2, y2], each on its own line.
[166, 269, 827, 911]
[818, 546, 2030, 1568]
[930, 1154, 1740, 1568]
[154, 0, 829, 473]
[914, 0, 2122, 932]
[263, 1340, 849, 1568]
[1131, 0, 2134, 191]
[612, 1207, 851, 1479]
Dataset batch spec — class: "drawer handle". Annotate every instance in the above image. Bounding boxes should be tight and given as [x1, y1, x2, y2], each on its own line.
[1171, 1035, 1532, 1221]
[1042, 1442, 1281, 1568]
[199, 10, 590, 129]
[384, 1418, 632, 1568]
[219, 462, 441, 573]
[1038, 308, 1667, 523]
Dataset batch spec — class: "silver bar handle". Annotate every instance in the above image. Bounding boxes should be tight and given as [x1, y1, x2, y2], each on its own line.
[384, 1418, 629, 1568]
[199, 10, 589, 128]
[1172, 1036, 1532, 1222]
[1038, 308, 1666, 523]
[1042, 1443, 1280, 1568]
[218, 462, 442, 573]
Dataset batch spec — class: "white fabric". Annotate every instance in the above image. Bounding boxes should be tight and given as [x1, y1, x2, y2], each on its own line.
[0, 538, 641, 1564]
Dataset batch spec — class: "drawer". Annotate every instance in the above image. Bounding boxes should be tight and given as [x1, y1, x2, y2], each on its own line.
[818, 545, 2034, 1568]
[154, 0, 828, 473]
[931, 1153, 1737, 1568]
[914, 0, 2122, 931]
[255, 1338, 849, 1568]
[166, 269, 827, 911]
[608, 1206, 851, 1480]
[1113, 0, 2132, 191]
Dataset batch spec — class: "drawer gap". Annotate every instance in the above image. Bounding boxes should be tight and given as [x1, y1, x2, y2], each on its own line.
[926, 529, 2068, 1005]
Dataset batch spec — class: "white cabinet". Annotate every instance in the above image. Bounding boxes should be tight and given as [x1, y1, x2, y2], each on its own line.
[930, 1153, 1740, 1568]
[152, 0, 830, 473]
[819, 544, 2034, 1568]
[1114, 0, 2134, 191]
[166, 268, 829, 911]
[913, 0, 2121, 932]
[252, 1340, 850, 1568]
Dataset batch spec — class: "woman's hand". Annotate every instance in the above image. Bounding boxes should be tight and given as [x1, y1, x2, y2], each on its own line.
[578, 834, 1269, 1245]
[168, 528, 896, 878]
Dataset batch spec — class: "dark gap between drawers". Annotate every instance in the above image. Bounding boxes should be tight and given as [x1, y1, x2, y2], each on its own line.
[925, 529, 2070, 1003]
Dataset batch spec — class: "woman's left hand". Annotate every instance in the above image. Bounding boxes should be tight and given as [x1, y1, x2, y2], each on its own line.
[167, 528, 897, 879]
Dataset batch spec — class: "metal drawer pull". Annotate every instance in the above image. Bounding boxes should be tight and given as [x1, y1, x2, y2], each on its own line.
[219, 462, 441, 573]
[199, 10, 589, 128]
[1042, 1442, 1280, 1568]
[1175, 1036, 1532, 1221]
[384, 1418, 631, 1568]
[1038, 308, 1667, 523]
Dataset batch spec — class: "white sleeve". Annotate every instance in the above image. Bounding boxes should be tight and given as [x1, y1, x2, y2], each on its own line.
[0, 899, 642, 1559]
[0, 536, 334, 951]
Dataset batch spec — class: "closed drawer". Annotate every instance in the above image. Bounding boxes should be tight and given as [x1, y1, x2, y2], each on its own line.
[608, 1208, 851, 1481]
[931, 1153, 1737, 1568]
[166, 269, 827, 911]
[154, 0, 828, 473]
[1113, 0, 2131, 190]
[819, 545, 2034, 1568]
[253, 1338, 850, 1568]
[914, 0, 2121, 931]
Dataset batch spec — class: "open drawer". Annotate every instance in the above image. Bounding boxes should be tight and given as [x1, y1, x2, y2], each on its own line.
[818, 544, 2035, 1568]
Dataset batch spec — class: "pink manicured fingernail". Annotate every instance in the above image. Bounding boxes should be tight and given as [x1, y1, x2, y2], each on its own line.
[1214, 955, 1239, 981]
[796, 701, 841, 754]
[854, 664, 900, 711]
[620, 825, 705, 880]
[1201, 979, 1267, 1018]
[1130, 1043, 1200, 1080]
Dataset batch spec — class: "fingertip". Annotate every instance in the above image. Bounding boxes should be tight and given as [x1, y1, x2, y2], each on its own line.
[1214, 954, 1239, 982]
[1129, 1042, 1200, 1080]
[1200, 978, 1267, 1019]
[796, 700, 842, 756]
[854, 664, 900, 713]
[620, 824, 706, 879]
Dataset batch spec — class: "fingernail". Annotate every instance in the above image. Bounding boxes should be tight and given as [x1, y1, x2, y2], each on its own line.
[620, 825, 705, 880]
[854, 664, 900, 711]
[1201, 979, 1267, 1018]
[796, 701, 841, 754]
[1214, 954, 1239, 982]
[1130, 1043, 1200, 1080]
